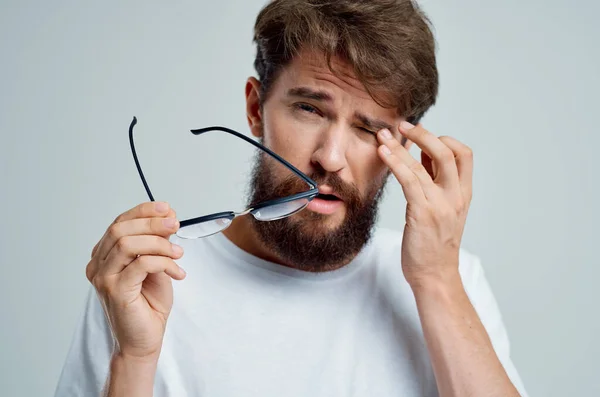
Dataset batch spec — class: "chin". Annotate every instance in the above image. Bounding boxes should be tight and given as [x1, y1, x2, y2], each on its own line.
[295, 209, 346, 231]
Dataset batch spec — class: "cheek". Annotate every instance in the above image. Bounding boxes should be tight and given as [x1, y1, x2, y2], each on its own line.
[349, 142, 388, 192]
[263, 108, 320, 165]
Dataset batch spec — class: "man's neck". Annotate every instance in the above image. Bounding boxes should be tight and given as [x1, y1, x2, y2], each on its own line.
[221, 217, 283, 266]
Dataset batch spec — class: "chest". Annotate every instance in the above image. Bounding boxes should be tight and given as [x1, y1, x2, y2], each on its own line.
[154, 271, 438, 397]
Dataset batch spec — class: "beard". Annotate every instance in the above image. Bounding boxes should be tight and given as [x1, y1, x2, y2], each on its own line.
[247, 150, 389, 272]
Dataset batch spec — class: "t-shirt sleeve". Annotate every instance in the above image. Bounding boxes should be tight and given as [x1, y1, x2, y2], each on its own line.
[54, 286, 113, 397]
[459, 250, 529, 397]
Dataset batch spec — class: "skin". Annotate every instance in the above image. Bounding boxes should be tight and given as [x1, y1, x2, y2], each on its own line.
[87, 48, 520, 396]
[224, 50, 408, 268]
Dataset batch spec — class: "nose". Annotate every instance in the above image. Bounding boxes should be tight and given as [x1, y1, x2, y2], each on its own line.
[310, 125, 348, 174]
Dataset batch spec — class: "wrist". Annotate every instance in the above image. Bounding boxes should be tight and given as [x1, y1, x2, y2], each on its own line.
[112, 350, 160, 367]
[406, 269, 464, 298]
[107, 352, 159, 397]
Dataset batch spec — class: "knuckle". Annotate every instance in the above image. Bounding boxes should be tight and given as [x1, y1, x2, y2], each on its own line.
[439, 135, 454, 146]
[115, 235, 131, 253]
[409, 161, 423, 173]
[107, 223, 122, 240]
[405, 173, 420, 187]
[91, 274, 105, 292]
[113, 213, 125, 224]
[103, 281, 117, 298]
[462, 145, 473, 158]
[145, 235, 167, 254]
[147, 217, 158, 234]
[438, 205, 456, 220]
[143, 201, 155, 214]
[153, 218, 168, 235]
[458, 195, 471, 212]
[85, 261, 95, 282]
[155, 234, 167, 245]
[415, 204, 432, 221]
[159, 236, 173, 253]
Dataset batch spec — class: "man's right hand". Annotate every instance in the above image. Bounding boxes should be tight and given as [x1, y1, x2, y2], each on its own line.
[86, 201, 186, 362]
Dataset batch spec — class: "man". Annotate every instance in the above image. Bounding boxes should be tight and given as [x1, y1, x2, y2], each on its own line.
[55, 1, 528, 396]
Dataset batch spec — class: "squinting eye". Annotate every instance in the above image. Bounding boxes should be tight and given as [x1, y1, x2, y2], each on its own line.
[296, 103, 318, 114]
[360, 127, 376, 136]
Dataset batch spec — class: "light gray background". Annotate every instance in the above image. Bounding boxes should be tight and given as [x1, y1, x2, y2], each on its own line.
[1, 0, 598, 396]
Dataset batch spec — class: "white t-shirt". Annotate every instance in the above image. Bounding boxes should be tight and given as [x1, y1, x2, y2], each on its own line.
[55, 227, 528, 397]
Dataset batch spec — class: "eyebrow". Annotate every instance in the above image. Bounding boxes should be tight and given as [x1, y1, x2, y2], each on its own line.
[354, 112, 394, 132]
[287, 86, 334, 102]
[287, 86, 396, 134]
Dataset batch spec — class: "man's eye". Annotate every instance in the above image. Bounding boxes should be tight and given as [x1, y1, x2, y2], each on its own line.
[296, 103, 319, 114]
[359, 127, 376, 136]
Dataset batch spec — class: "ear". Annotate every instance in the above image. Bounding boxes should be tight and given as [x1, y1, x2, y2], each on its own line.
[245, 77, 263, 138]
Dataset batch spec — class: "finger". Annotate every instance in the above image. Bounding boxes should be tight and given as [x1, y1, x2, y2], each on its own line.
[112, 201, 172, 225]
[101, 235, 184, 276]
[92, 201, 173, 259]
[96, 216, 180, 262]
[119, 255, 186, 288]
[398, 122, 459, 187]
[378, 144, 427, 204]
[90, 209, 177, 276]
[377, 128, 436, 191]
[438, 136, 474, 198]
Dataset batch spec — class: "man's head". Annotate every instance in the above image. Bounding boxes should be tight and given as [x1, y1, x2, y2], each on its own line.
[244, 0, 438, 271]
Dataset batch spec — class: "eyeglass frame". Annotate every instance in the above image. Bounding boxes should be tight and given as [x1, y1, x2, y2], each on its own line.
[128, 116, 319, 235]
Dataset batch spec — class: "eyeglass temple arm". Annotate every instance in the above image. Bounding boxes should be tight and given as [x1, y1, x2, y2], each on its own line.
[191, 126, 317, 190]
[129, 117, 155, 202]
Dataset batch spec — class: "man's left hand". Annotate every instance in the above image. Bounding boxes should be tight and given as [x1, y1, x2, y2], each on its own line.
[376, 121, 473, 288]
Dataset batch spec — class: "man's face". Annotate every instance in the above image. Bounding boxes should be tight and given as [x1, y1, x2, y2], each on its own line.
[245, 49, 406, 271]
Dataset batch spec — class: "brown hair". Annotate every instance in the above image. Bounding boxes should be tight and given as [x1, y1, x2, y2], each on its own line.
[253, 0, 439, 123]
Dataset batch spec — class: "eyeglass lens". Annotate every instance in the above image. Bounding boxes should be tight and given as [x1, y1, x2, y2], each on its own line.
[175, 197, 310, 239]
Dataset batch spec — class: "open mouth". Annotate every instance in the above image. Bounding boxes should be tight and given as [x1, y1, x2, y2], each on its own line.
[308, 190, 345, 214]
[316, 193, 341, 201]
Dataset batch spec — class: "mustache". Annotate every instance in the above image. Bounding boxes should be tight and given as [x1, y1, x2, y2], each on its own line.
[275, 170, 360, 202]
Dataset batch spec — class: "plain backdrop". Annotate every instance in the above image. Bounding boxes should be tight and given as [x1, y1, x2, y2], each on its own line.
[1, 0, 598, 396]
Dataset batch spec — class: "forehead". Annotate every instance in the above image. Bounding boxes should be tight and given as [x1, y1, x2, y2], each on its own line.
[270, 49, 399, 118]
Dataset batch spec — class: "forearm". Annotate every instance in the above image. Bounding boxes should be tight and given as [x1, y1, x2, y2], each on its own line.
[103, 353, 158, 397]
[411, 274, 520, 397]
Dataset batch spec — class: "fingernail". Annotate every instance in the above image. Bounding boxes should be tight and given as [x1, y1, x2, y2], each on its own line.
[163, 218, 177, 229]
[172, 244, 183, 255]
[156, 202, 169, 213]
[400, 121, 415, 131]
[178, 265, 186, 275]
[381, 145, 392, 155]
[380, 128, 392, 140]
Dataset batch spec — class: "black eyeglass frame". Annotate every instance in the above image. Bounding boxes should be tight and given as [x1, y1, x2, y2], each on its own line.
[128, 116, 319, 233]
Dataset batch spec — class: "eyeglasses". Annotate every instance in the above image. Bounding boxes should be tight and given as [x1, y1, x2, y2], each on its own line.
[128, 116, 319, 239]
